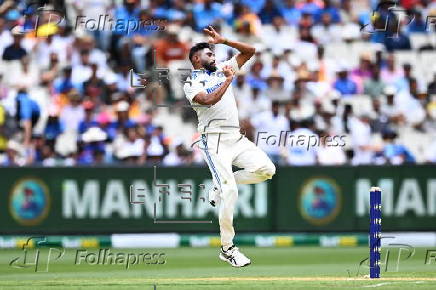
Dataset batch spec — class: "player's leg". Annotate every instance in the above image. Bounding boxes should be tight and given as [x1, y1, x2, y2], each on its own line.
[198, 134, 236, 248]
[199, 134, 251, 267]
[232, 136, 276, 185]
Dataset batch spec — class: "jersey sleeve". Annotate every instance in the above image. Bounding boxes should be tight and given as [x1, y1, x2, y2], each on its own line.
[220, 55, 240, 74]
[183, 77, 206, 103]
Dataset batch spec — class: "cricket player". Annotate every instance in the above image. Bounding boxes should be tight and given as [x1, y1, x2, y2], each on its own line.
[183, 26, 276, 267]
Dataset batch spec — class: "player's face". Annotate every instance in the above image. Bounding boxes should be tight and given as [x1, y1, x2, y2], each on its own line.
[199, 48, 217, 72]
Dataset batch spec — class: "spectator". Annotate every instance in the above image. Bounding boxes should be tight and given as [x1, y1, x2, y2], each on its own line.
[29, 134, 45, 164]
[280, 0, 302, 26]
[258, 0, 281, 24]
[192, 0, 222, 31]
[315, 0, 340, 24]
[154, 26, 189, 66]
[53, 66, 75, 95]
[364, 64, 386, 98]
[261, 16, 295, 55]
[384, 31, 412, 51]
[1, 140, 25, 166]
[59, 90, 85, 132]
[130, 9, 158, 73]
[83, 64, 106, 105]
[395, 63, 414, 93]
[286, 119, 318, 166]
[8, 56, 39, 89]
[2, 26, 26, 61]
[316, 133, 347, 165]
[311, 12, 342, 44]
[0, 18, 12, 57]
[107, 100, 136, 141]
[395, 78, 426, 128]
[78, 101, 98, 134]
[246, 61, 267, 90]
[145, 126, 168, 163]
[78, 127, 108, 165]
[44, 108, 64, 146]
[235, 5, 262, 37]
[111, 0, 140, 64]
[297, 0, 323, 17]
[239, 87, 271, 119]
[370, 99, 390, 134]
[374, 129, 415, 165]
[251, 101, 289, 164]
[163, 141, 193, 166]
[265, 77, 289, 103]
[241, 0, 266, 14]
[350, 114, 376, 165]
[333, 67, 358, 96]
[117, 126, 145, 164]
[15, 90, 40, 150]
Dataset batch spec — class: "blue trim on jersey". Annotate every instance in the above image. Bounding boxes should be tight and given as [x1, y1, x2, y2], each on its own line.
[201, 134, 222, 190]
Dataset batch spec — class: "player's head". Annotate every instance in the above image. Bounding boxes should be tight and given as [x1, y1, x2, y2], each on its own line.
[189, 42, 217, 72]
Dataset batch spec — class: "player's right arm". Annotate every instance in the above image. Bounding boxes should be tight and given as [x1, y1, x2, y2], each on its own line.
[192, 65, 235, 106]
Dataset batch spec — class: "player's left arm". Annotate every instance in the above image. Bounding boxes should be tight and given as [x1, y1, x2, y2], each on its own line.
[204, 26, 255, 69]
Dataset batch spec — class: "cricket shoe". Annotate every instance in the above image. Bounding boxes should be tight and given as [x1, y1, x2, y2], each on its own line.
[208, 186, 221, 207]
[219, 245, 251, 267]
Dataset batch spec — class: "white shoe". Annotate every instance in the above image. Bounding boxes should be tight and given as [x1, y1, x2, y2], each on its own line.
[219, 245, 251, 267]
[208, 186, 221, 207]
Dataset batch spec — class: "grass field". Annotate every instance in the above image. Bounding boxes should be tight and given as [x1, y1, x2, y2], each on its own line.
[1, 247, 436, 289]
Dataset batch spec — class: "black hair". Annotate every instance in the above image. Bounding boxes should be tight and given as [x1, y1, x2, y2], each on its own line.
[189, 42, 212, 63]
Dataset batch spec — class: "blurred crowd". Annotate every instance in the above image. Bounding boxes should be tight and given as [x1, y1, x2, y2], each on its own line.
[0, 0, 435, 167]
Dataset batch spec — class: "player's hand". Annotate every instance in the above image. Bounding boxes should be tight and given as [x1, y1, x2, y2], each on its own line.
[222, 65, 235, 80]
[203, 26, 225, 44]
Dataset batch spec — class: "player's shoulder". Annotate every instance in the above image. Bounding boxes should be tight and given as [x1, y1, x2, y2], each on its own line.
[183, 70, 207, 92]
[183, 70, 202, 85]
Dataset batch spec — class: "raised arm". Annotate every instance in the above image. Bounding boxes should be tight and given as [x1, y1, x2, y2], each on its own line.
[204, 26, 255, 69]
[193, 65, 235, 106]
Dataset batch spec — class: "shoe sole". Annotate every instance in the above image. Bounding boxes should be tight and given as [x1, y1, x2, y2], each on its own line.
[219, 253, 251, 268]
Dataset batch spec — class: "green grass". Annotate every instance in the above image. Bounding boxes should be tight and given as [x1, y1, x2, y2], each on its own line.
[1, 247, 436, 289]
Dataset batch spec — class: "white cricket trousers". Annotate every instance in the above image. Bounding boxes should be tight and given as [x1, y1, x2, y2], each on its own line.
[199, 132, 276, 249]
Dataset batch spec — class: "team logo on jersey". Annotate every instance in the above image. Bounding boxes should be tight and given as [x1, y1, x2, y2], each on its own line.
[206, 82, 224, 94]
[9, 178, 50, 226]
[299, 177, 341, 226]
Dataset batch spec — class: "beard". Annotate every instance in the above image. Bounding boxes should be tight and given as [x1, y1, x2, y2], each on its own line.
[203, 62, 217, 72]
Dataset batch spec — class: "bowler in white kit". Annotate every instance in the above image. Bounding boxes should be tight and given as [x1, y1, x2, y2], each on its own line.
[183, 26, 276, 267]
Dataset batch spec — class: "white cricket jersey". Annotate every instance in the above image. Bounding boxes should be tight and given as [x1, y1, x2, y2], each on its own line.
[183, 56, 240, 134]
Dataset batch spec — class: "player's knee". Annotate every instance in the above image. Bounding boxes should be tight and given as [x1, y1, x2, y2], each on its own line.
[256, 162, 276, 180]
[222, 183, 238, 198]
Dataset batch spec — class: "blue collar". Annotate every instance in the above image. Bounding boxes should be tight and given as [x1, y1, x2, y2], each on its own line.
[193, 69, 213, 75]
